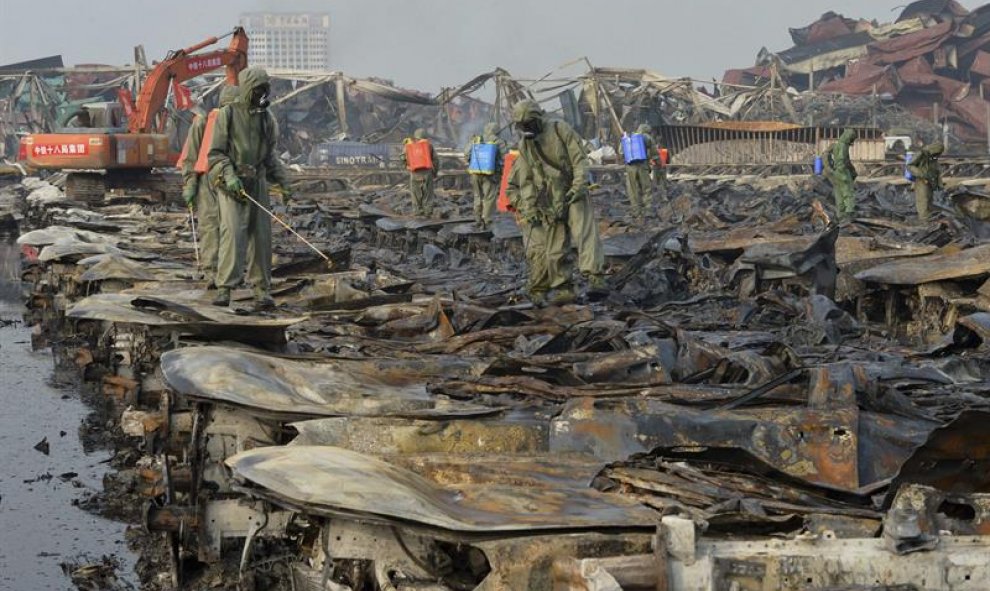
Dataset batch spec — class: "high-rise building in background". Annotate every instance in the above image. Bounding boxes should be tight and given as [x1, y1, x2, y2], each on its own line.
[238, 12, 331, 72]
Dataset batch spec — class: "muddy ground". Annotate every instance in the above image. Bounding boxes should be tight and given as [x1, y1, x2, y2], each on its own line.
[0, 239, 139, 590]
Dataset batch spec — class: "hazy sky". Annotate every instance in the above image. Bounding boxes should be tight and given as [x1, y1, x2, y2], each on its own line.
[1, 0, 986, 91]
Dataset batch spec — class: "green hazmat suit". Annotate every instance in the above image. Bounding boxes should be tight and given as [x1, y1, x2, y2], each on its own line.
[464, 122, 506, 226]
[824, 129, 858, 217]
[506, 153, 549, 295]
[507, 100, 604, 295]
[907, 142, 944, 221]
[182, 85, 239, 286]
[404, 128, 438, 217]
[207, 67, 290, 299]
[620, 124, 659, 219]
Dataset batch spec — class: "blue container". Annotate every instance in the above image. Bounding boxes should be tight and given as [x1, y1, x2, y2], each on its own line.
[622, 133, 648, 164]
[469, 143, 498, 175]
[904, 151, 915, 181]
[813, 155, 824, 175]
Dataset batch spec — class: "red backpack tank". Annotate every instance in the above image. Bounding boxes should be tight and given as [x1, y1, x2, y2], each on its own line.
[405, 140, 434, 172]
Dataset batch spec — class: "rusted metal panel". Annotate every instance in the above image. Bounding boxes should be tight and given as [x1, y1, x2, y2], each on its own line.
[855, 244, 990, 286]
[226, 446, 657, 533]
[550, 396, 933, 492]
[67, 293, 305, 344]
[888, 410, 990, 495]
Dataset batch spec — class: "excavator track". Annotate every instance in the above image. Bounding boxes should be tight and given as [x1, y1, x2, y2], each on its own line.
[65, 171, 183, 204]
[65, 173, 107, 203]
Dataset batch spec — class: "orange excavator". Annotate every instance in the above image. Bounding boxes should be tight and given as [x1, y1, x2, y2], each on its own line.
[21, 27, 248, 201]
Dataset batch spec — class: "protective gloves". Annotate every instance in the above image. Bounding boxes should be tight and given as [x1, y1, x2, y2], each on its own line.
[182, 185, 197, 208]
[225, 176, 244, 197]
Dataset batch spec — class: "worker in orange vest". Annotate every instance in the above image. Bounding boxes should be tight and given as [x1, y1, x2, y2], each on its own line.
[180, 84, 238, 287]
[402, 129, 438, 217]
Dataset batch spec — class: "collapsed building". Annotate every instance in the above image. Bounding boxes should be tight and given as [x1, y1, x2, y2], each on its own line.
[724, 0, 990, 151]
[0, 52, 912, 176]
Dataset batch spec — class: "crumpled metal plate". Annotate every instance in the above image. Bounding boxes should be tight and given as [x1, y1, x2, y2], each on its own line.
[16, 225, 119, 247]
[886, 410, 990, 497]
[67, 294, 305, 344]
[855, 243, 990, 286]
[38, 242, 156, 263]
[162, 345, 495, 418]
[289, 410, 551, 453]
[550, 397, 936, 492]
[226, 446, 655, 532]
[78, 255, 158, 282]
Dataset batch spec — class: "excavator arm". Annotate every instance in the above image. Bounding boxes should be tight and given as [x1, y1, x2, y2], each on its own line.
[127, 27, 248, 134]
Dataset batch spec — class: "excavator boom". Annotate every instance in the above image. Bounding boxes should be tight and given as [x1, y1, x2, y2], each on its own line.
[21, 27, 249, 202]
[128, 27, 248, 133]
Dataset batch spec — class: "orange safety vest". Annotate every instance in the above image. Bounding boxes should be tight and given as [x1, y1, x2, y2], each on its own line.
[404, 139, 434, 172]
[194, 110, 220, 174]
[497, 150, 519, 212]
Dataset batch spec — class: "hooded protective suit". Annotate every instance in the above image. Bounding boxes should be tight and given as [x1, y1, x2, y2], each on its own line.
[207, 67, 290, 303]
[181, 84, 239, 285]
[506, 100, 604, 298]
[907, 142, 944, 220]
[825, 129, 858, 217]
[404, 128, 438, 216]
[620, 123, 659, 219]
[464, 122, 506, 227]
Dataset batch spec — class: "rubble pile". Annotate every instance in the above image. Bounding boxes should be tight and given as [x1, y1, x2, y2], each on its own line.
[4, 160, 990, 590]
[725, 0, 990, 148]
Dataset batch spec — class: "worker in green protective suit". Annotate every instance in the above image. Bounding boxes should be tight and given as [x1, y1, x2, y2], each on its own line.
[403, 129, 438, 217]
[181, 85, 239, 288]
[507, 100, 605, 305]
[619, 124, 659, 220]
[824, 129, 858, 218]
[907, 142, 944, 221]
[207, 67, 292, 310]
[506, 148, 549, 304]
[464, 122, 506, 228]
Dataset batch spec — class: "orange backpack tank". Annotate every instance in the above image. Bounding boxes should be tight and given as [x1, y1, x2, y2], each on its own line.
[404, 140, 434, 172]
[194, 110, 220, 174]
[497, 150, 519, 212]
[177, 124, 195, 169]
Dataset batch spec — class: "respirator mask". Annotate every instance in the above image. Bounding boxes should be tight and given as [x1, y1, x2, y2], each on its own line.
[516, 118, 542, 139]
[250, 84, 271, 111]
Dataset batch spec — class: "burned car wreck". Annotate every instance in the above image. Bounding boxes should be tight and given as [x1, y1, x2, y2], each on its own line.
[5, 151, 990, 591]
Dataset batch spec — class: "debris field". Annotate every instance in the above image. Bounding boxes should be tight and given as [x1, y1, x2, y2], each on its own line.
[6, 1, 990, 589]
[3, 155, 990, 591]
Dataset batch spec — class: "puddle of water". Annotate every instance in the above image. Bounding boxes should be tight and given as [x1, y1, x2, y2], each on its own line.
[0, 240, 138, 589]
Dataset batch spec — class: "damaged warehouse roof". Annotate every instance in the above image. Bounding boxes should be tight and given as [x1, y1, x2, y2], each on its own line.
[726, 0, 990, 147]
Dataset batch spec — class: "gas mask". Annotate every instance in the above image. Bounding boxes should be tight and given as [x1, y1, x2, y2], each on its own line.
[250, 84, 271, 111]
[516, 118, 542, 139]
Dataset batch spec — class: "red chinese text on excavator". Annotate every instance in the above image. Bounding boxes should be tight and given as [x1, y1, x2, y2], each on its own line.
[21, 28, 248, 201]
